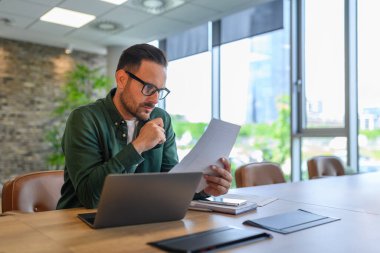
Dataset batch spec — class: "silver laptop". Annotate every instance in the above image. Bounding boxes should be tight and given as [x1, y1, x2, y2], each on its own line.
[77, 172, 202, 229]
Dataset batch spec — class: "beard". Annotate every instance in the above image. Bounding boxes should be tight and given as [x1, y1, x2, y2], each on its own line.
[120, 95, 155, 121]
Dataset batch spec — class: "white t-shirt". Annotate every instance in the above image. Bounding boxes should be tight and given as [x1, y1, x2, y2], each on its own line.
[125, 119, 138, 144]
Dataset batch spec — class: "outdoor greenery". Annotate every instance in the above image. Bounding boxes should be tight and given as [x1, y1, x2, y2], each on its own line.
[359, 129, 380, 160]
[45, 64, 112, 170]
[249, 95, 290, 165]
[172, 95, 291, 186]
[171, 115, 208, 147]
[360, 129, 380, 141]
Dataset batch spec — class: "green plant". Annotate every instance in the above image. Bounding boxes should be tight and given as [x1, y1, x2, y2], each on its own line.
[46, 64, 112, 170]
[171, 115, 207, 144]
[360, 129, 380, 141]
[241, 95, 290, 165]
[170, 95, 291, 187]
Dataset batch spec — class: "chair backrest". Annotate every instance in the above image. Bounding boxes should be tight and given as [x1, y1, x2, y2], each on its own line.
[1, 170, 64, 213]
[307, 156, 345, 179]
[235, 162, 285, 188]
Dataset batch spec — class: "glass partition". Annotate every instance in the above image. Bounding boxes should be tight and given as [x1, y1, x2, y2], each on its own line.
[358, 0, 380, 172]
[165, 52, 212, 160]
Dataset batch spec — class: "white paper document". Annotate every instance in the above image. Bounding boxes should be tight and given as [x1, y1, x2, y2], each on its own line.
[169, 118, 241, 192]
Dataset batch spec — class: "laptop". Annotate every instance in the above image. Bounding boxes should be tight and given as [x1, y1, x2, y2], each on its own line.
[77, 172, 202, 229]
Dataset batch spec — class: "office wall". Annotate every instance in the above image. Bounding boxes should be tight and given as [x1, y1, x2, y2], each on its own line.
[0, 38, 106, 184]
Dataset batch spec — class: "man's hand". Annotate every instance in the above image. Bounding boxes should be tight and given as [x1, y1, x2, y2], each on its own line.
[203, 157, 232, 196]
[132, 118, 166, 154]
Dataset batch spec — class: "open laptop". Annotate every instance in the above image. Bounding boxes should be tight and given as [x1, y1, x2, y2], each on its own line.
[77, 172, 202, 229]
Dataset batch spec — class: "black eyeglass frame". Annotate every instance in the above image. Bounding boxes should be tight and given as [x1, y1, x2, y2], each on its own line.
[124, 70, 170, 100]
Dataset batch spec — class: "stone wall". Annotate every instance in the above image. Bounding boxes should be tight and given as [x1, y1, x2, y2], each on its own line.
[0, 38, 107, 184]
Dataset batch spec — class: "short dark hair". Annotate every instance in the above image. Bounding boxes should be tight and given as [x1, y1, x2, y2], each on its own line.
[116, 44, 167, 72]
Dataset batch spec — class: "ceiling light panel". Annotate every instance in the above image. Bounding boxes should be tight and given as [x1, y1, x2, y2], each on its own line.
[40, 7, 95, 28]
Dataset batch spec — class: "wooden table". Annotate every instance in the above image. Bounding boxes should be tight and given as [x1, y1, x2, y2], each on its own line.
[1, 172, 380, 253]
[230, 171, 380, 214]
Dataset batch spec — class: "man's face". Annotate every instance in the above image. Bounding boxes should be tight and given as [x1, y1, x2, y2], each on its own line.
[119, 60, 167, 121]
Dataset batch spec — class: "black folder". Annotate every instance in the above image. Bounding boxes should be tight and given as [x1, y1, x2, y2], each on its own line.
[243, 209, 340, 234]
[148, 226, 272, 252]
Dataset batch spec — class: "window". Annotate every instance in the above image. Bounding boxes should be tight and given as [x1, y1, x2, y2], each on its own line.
[358, 0, 380, 172]
[165, 52, 212, 160]
[304, 0, 345, 128]
[220, 13, 290, 180]
[293, 0, 352, 181]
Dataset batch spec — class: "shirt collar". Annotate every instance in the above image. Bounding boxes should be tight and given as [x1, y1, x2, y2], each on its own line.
[104, 88, 125, 127]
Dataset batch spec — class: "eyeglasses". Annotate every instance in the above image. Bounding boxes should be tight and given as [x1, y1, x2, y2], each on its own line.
[124, 70, 170, 100]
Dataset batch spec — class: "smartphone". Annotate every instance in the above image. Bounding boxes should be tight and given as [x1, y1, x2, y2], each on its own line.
[198, 197, 247, 207]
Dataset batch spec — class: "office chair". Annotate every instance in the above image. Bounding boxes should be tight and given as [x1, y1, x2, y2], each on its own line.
[307, 156, 345, 179]
[1, 170, 64, 213]
[235, 162, 286, 188]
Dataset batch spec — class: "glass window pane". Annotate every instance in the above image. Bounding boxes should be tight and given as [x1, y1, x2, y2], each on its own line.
[220, 1, 290, 183]
[301, 137, 348, 180]
[304, 0, 345, 128]
[358, 0, 380, 173]
[165, 52, 212, 160]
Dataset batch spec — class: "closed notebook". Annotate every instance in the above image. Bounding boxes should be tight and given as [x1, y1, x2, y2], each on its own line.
[243, 209, 340, 234]
[189, 201, 257, 215]
[148, 226, 272, 253]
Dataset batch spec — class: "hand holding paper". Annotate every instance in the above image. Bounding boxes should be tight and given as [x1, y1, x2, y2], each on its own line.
[169, 119, 241, 193]
[203, 157, 233, 196]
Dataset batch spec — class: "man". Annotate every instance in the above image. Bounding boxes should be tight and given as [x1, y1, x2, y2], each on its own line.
[57, 44, 232, 209]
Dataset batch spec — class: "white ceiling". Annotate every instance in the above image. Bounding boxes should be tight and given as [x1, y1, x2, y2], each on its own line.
[0, 0, 272, 54]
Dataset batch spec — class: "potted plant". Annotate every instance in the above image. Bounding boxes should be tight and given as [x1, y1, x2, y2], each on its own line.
[46, 64, 112, 170]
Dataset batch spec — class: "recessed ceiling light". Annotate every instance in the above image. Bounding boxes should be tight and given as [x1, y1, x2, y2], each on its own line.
[143, 0, 164, 8]
[127, 0, 184, 15]
[93, 21, 120, 32]
[100, 0, 128, 5]
[40, 7, 95, 28]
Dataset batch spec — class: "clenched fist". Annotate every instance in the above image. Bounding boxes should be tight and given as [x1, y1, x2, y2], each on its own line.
[132, 118, 166, 154]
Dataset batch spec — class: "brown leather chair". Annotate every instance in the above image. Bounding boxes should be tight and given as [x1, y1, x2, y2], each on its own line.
[1, 170, 64, 213]
[307, 156, 345, 179]
[235, 162, 285, 188]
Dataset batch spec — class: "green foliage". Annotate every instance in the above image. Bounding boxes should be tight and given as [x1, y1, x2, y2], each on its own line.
[171, 115, 208, 143]
[53, 64, 111, 114]
[270, 95, 291, 164]
[360, 129, 380, 140]
[372, 150, 380, 160]
[242, 95, 290, 165]
[45, 64, 112, 170]
[171, 95, 291, 183]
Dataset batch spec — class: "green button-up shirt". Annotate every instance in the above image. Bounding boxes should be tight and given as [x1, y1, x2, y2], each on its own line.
[56, 88, 179, 209]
